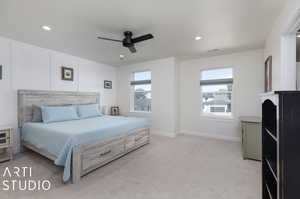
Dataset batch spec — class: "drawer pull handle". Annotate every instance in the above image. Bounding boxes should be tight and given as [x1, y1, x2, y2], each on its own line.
[99, 150, 111, 157]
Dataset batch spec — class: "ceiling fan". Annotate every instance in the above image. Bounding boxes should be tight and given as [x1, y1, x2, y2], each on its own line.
[97, 31, 154, 53]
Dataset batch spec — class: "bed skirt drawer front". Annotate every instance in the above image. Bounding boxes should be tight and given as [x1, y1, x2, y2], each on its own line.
[125, 130, 150, 151]
[75, 128, 150, 180]
[82, 140, 125, 171]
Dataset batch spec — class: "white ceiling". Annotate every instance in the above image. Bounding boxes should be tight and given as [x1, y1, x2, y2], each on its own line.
[0, 0, 286, 66]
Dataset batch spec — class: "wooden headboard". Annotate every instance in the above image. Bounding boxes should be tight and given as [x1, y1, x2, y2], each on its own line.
[17, 90, 100, 127]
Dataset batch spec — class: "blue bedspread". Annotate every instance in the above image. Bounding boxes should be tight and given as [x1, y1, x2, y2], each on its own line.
[22, 116, 150, 181]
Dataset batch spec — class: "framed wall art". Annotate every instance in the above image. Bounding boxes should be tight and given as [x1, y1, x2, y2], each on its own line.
[111, 106, 120, 116]
[62, 67, 74, 81]
[0, 65, 2, 80]
[104, 80, 112, 89]
[264, 56, 272, 92]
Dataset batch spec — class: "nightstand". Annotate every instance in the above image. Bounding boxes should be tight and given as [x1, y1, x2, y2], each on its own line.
[0, 127, 13, 162]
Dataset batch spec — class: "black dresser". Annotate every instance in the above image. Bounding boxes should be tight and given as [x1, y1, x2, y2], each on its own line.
[262, 91, 300, 199]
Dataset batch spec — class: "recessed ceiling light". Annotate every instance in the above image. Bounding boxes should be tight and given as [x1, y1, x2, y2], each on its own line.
[195, 36, 203, 41]
[120, 54, 125, 59]
[42, 25, 51, 31]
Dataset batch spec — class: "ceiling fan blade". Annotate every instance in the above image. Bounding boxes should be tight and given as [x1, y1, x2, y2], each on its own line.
[97, 37, 122, 42]
[128, 46, 137, 53]
[132, 34, 154, 43]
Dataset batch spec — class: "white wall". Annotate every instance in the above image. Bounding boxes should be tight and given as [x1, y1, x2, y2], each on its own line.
[0, 36, 117, 152]
[117, 58, 177, 137]
[179, 50, 264, 141]
[264, 0, 300, 90]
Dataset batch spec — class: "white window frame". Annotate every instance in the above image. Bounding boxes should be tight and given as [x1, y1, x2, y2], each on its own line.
[200, 67, 235, 120]
[130, 70, 152, 113]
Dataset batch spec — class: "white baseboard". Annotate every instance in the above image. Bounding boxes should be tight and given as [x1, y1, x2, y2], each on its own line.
[151, 129, 176, 138]
[179, 130, 240, 142]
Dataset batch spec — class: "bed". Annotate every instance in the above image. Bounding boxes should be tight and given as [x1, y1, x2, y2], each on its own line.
[18, 90, 150, 183]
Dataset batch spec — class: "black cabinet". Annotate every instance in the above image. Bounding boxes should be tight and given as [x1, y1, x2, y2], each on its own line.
[262, 91, 300, 199]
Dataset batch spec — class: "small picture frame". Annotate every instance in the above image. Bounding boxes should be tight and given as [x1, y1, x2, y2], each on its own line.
[104, 80, 112, 89]
[111, 106, 120, 116]
[62, 67, 74, 81]
[0, 65, 2, 80]
[265, 56, 272, 92]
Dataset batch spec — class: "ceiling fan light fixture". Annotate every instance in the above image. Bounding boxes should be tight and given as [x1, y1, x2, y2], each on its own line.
[97, 31, 154, 53]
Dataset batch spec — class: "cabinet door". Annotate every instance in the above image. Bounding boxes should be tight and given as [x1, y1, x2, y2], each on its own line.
[245, 123, 262, 160]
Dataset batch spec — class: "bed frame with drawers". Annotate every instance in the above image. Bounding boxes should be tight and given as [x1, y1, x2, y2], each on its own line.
[18, 90, 150, 184]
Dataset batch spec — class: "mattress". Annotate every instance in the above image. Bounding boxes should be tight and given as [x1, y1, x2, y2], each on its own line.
[21, 116, 150, 181]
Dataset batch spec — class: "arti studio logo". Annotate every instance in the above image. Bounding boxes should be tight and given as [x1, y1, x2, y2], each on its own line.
[1, 167, 51, 191]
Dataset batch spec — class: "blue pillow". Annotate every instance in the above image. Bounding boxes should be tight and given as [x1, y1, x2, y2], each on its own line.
[32, 105, 42, 122]
[41, 106, 79, 123]
[77, 104, 102, 119]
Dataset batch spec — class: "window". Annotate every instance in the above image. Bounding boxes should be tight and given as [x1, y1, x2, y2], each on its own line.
[200, 68, 233, 117]
[130, 71, 151, 112]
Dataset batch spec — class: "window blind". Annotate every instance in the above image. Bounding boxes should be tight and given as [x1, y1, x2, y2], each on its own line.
[130, 80, 151, 85]
[200, 78, 233, 86]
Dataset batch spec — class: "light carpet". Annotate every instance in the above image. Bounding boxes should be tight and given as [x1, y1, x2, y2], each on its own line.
[0, 135, 261, 199]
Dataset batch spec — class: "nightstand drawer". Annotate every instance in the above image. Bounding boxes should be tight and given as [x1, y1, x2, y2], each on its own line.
[0, 127, 13, 162]
[0, 130, 9, 139]
[0, 138, 10, 146]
